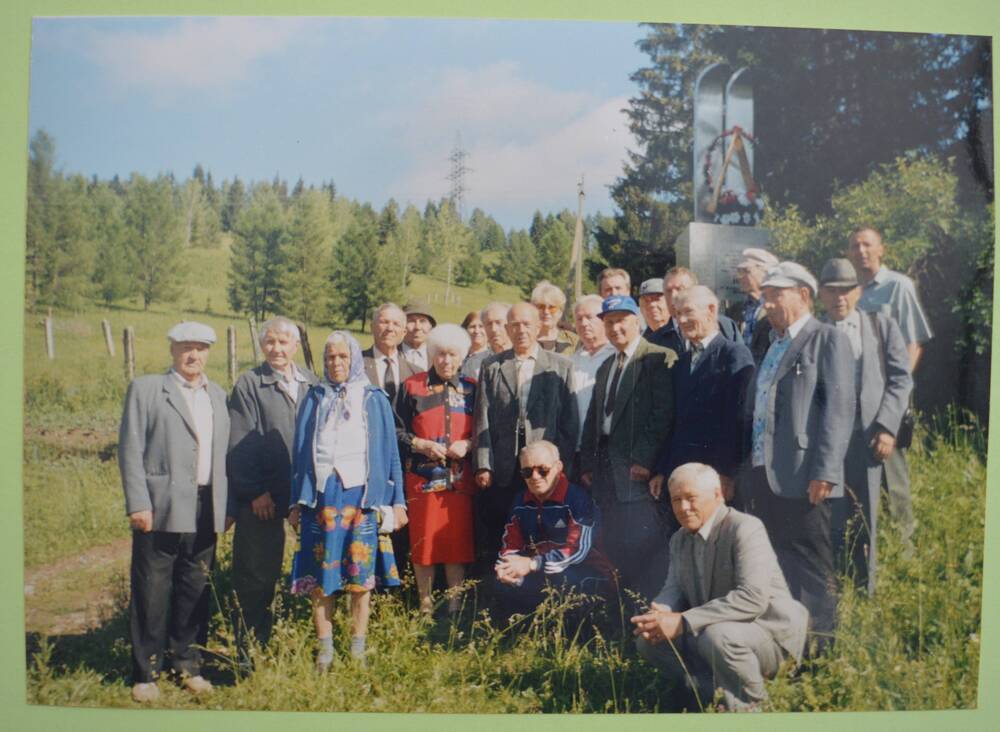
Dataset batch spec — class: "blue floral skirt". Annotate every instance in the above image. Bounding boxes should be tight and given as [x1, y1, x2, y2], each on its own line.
[290, 474, 401, 597]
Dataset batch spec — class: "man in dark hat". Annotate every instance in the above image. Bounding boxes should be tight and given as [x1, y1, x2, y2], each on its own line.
[401, 301, 437, 372]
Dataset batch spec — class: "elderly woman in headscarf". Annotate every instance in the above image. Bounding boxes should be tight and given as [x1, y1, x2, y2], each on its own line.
[396, 324, 477, 617]
[288, 331, 408, 670]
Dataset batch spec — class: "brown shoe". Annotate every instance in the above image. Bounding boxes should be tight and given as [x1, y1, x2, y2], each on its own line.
[131, 682, 160, 703]
[182, 675, 213, 695]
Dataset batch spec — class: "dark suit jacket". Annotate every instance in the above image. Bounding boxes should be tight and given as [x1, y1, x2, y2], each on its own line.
[580, 339, 677, 503]
[654, 506, 809, 661]
[754, 316, 855, 498]
[474, 347, 578, 488]
[645, 315, 740, 354]
[227, 362, 318, 514]
[362, 346, 418, 412]
[657, 335, 755, 479]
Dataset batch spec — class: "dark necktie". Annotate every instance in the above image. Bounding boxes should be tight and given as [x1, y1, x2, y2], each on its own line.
[690, 342, 704, 372]
[605, 352, 626, 417]
[383, 357, 397, 402]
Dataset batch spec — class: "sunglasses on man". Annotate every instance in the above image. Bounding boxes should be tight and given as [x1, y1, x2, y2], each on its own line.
[519, 464, 553, 479]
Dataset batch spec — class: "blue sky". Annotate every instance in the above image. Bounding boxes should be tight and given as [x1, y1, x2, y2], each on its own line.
[28, 17, 648, 229]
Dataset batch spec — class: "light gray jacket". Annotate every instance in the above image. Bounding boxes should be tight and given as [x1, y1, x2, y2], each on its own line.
[119, 372, 230, 533]
[655, 506, 809, 661]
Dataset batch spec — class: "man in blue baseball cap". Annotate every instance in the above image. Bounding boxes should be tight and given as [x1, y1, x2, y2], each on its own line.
[579, 295, 678, 603]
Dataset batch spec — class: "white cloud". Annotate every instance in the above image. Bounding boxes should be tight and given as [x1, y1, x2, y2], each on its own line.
[85, 17, 308, 93]
[385, 62, 634, 220]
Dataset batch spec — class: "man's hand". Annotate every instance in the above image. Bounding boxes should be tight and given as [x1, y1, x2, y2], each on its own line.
[807, 479, 834, 505]
[475, 470, 493, 489]
[631, 606, 685, 644]
[251, 492, 276, 521]
[648, 474, 664, 500]
[870, 431, 896, 462]
[630, 464, 651, 482]
[446, 439, 470, 461]
[128, 510, 153, 533]
[287, 506, 301, 531]
[392, 504, 409, 531]
[720, 474, 735, 502]
[495, 555, 535, 584]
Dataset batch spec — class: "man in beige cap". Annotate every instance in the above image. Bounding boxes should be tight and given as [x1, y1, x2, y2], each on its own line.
[736, 247, 779, 362]
[119, 321, 232, 702]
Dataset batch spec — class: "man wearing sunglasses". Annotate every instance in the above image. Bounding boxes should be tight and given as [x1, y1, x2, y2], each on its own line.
[493, 441, 611, 619]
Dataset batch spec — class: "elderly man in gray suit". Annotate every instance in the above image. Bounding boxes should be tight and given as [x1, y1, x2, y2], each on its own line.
[633, 463, 808, 711]
[474, 301, 578, 562]
[746, 262, 854, 649]
[119, 322, 232, 703]
[361, 302, 418, 411]
[228, 316, 317, 657]
[818, 259, 912, 595]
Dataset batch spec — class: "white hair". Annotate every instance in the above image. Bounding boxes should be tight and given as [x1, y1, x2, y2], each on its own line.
[667, 463, 721, 494]
[372, 302, 405, 325]
[481, 302, 511, 321]
[672, 285, 719, 312]
[324, 331, 349, 351]
[530, 280, 567, 309]
[426, 323, 472, 360]
[258, 316, 300, 345]
[519, 440, 560, 465]
[574, 294, 604, 315]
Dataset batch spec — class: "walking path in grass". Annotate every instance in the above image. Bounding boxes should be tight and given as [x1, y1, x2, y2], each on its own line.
[24, 537, 130, 636]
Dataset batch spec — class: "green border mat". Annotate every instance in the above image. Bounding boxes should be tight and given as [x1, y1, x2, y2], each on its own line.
[2, 1, 996, 730]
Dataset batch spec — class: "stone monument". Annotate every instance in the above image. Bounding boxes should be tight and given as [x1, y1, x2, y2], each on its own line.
[676, 64, 772, 308]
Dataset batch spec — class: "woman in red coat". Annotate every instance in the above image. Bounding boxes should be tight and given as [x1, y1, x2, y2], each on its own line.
[396, 323, 477, 616]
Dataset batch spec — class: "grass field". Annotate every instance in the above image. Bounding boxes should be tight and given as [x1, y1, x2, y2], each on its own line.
[21, 243, 985, 712]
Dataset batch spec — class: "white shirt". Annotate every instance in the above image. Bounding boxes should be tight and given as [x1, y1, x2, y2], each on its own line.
[602, 337, 642, 435]
[570, 342, 615, 449]
[315, 382, 368, 490]
[514, 344, 540, 429]
[171, 369, 214, 486]
[689, 330, 719, 372]
[783, 311, 813, 340]
[372, 345, 401, 390]
[276, 363, 310, 404]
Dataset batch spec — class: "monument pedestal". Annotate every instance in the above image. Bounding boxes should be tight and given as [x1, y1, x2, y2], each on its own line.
[675, 222, 772, 310]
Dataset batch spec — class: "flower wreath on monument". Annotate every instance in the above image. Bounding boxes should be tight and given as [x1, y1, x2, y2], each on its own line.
[702, 126, 766, 226]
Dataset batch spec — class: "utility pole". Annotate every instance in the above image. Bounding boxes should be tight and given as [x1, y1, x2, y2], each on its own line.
[569, 174, 586, 306]
[447, 132, 471, 221]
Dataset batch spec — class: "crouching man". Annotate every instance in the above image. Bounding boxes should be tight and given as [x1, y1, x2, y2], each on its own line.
[632, 463, 808, 711]
[493, 441, 612, 619]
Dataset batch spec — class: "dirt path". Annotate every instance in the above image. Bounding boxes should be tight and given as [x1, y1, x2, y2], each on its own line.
[24, 537, 131, 636]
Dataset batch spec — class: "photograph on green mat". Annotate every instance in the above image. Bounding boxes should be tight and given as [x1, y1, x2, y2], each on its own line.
[16, 9, 993, 718]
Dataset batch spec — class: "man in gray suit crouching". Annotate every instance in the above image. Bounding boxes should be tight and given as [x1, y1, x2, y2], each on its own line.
[119, 322, 232, 703]
[632, 463, 808, 711]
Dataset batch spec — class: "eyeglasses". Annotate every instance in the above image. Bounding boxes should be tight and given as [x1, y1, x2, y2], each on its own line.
[535, 304, 561, 313]
[519, 465, 553, 479]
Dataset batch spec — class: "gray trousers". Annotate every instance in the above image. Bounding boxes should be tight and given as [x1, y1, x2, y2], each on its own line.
[231, 502, 286, 646]
[636, 621, 784, 710]
[882, 446, 915, 543]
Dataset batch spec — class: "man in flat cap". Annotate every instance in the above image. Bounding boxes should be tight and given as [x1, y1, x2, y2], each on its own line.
[401, 301, 436, 372]
[735, 248, 779, 362]
[746, 263, 854, 649]
[638, 278, 672, 345]
[119, 321, 232, 702]
[818, 259, 912, 595]
[580, 295, 676, 601]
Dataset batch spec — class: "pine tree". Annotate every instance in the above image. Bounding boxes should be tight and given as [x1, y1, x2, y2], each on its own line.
[222, 177, 247, 232]
[122, 174, 185, 310]
[228, 185, 288, 321]
[328, 207, 400, 330]
[281, 189, 333, 324]
[91, 183, 132, 304]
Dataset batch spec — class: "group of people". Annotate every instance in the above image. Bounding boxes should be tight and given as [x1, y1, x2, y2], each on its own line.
[118, 223, 930, 710]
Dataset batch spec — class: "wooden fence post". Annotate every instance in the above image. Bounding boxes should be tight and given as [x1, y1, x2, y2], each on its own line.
[101, 319, 115, 357]
[227, 326, 237, 386]
[248, 317, 261, 363]
[297, 322, 315, 373]
[123, 327, 135, 381]
[44, 309, 54, 360]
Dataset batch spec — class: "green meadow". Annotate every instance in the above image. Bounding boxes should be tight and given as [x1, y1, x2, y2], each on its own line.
[22, 243, 984, 712]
